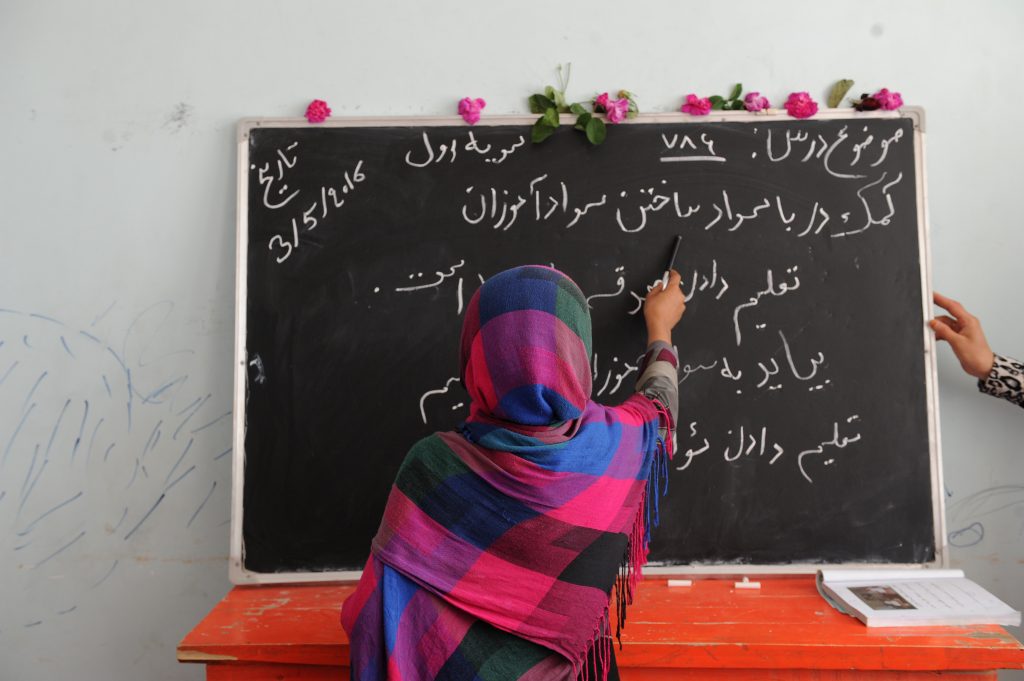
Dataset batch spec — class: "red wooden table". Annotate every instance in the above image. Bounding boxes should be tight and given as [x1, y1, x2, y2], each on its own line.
[178, 576, 1024, 680]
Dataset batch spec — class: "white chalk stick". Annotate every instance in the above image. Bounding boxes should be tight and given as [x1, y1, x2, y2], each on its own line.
[734, 576, 761, 590]
[667, 579, 692, 587]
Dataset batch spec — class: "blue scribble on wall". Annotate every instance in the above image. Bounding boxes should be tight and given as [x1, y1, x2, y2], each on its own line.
[946, 485, 1024, 549]
[0, 302, 231, 631]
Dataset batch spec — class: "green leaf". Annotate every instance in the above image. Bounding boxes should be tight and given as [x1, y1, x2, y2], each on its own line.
[570, 102, 588, 116]
[531, 118, 556, 143]
[553, 89, 568, 112]
[709, 95, 725, 111]
[544, 85, 568, 112]
[727, 100, 745, 111]
[730, 83, 743, 101]
[585, 117, 607, 145]
[827, 79, 855, 109]
[542, 107, 560, 127]
[529, 94, 556, 114]
[574, 112, 592, 131]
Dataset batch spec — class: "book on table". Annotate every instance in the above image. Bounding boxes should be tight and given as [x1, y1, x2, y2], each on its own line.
[816, 569, 1021, 627]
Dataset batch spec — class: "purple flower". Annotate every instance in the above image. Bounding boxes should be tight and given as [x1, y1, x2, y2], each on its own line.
[743, 92, 770, 112]
[305, 99, 331, 124]
[872, 88, 904, 110]
[606, 98, 629, 124]
[458, 97, 486, 125]
[594, 92, 610, 112]
[784, 92, 819, 119]
[680, 94, 711, 116]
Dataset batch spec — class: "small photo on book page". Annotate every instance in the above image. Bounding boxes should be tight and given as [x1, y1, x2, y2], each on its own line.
[849, 586, 916, 611]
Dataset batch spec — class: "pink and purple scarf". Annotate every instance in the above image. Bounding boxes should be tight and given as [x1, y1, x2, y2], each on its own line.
[342, 266, 672, 680]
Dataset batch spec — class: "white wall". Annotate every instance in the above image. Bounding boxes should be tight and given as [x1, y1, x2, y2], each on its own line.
[1, 1, 1022, 679]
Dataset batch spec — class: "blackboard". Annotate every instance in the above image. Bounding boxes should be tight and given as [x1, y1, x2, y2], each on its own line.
[231, 110, 943, 582]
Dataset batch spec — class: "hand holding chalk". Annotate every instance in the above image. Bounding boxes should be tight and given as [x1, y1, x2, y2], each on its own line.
[661, 235, 683, 289]
[644, 269, 686, 346]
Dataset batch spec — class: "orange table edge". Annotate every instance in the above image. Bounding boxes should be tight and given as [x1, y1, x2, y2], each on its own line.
[178, 576, 1024, 680]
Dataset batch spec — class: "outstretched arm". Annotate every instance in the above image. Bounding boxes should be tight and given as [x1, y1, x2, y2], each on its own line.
[929, 292, 994, 378]
[634, 270, 686, 425]
[930, 292, 1023, 409]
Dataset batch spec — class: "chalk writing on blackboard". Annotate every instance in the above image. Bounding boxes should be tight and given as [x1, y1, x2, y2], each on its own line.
[406, 131, 526, 168]
[660, 131, 724, 162]
[797, 415, 863, 483]
[393, 260, 467, 315]
[676, 414, 862, 484]
[419, 377, 460, 425]
[458, 174, 903, 239]
[255, 141, 367, 264]
[255, 141, 299, 209]
[732, 266, 801, 345]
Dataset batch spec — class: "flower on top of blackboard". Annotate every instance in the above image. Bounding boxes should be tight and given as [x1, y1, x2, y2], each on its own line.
[851, 88, 903, 112]
[605, 97, 630, 124]
[873, 88, 903, 110]
[784, 92, 819, 119]
[305, 99, 331, 124]
[680, 94, 712, 116]
[592, 92, 631, 123]
[743, 92, 770, 112]
[458, 97, 486, 125]
[853, 94, 881, 112]
[529, 65, 638, 145]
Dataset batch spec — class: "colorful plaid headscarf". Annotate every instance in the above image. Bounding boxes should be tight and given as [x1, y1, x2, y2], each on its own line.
[342, 266, 671, 680]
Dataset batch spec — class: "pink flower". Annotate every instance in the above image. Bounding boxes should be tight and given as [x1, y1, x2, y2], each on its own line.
[680, 94, 711, 116]
[458, 97, 486, 125]
[743, 92, 770, 112]
[594, 92, 610, 111]
[784, 92, 819, 119]
[872, 88, 903, 110]
[606, 98, 629, 124]
[305, 99, 331, 124]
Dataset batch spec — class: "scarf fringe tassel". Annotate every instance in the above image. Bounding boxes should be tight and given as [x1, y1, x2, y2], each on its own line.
[577, 399, 675, 680]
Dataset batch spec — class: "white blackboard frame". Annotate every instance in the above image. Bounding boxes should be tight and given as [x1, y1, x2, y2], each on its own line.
[229, 107, 944, 584]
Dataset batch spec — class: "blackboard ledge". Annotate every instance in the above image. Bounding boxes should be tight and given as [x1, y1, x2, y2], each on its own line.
[230, 560, 362, 585]
[643, 561, 946, 576]
[228, 561, 948, 586]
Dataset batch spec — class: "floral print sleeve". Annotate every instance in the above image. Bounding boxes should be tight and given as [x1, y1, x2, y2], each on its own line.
[978, 354, 1024, 409]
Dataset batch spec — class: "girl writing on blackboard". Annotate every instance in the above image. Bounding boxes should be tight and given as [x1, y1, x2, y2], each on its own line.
[342, 265, 685, 680]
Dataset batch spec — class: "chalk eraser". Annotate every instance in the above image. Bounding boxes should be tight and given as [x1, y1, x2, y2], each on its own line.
[667, 579, 692, 587]
[734, 577, 761, 590]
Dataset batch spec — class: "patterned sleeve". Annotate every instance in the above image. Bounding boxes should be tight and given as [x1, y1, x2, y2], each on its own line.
[977, 353, 1024, 409]
[634, 341, 679, 431]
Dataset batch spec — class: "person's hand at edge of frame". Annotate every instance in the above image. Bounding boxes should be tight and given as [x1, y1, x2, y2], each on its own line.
[929, 291, 995, 379]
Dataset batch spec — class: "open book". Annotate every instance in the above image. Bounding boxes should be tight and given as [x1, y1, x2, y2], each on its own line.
[817, 569, 1021, 628]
